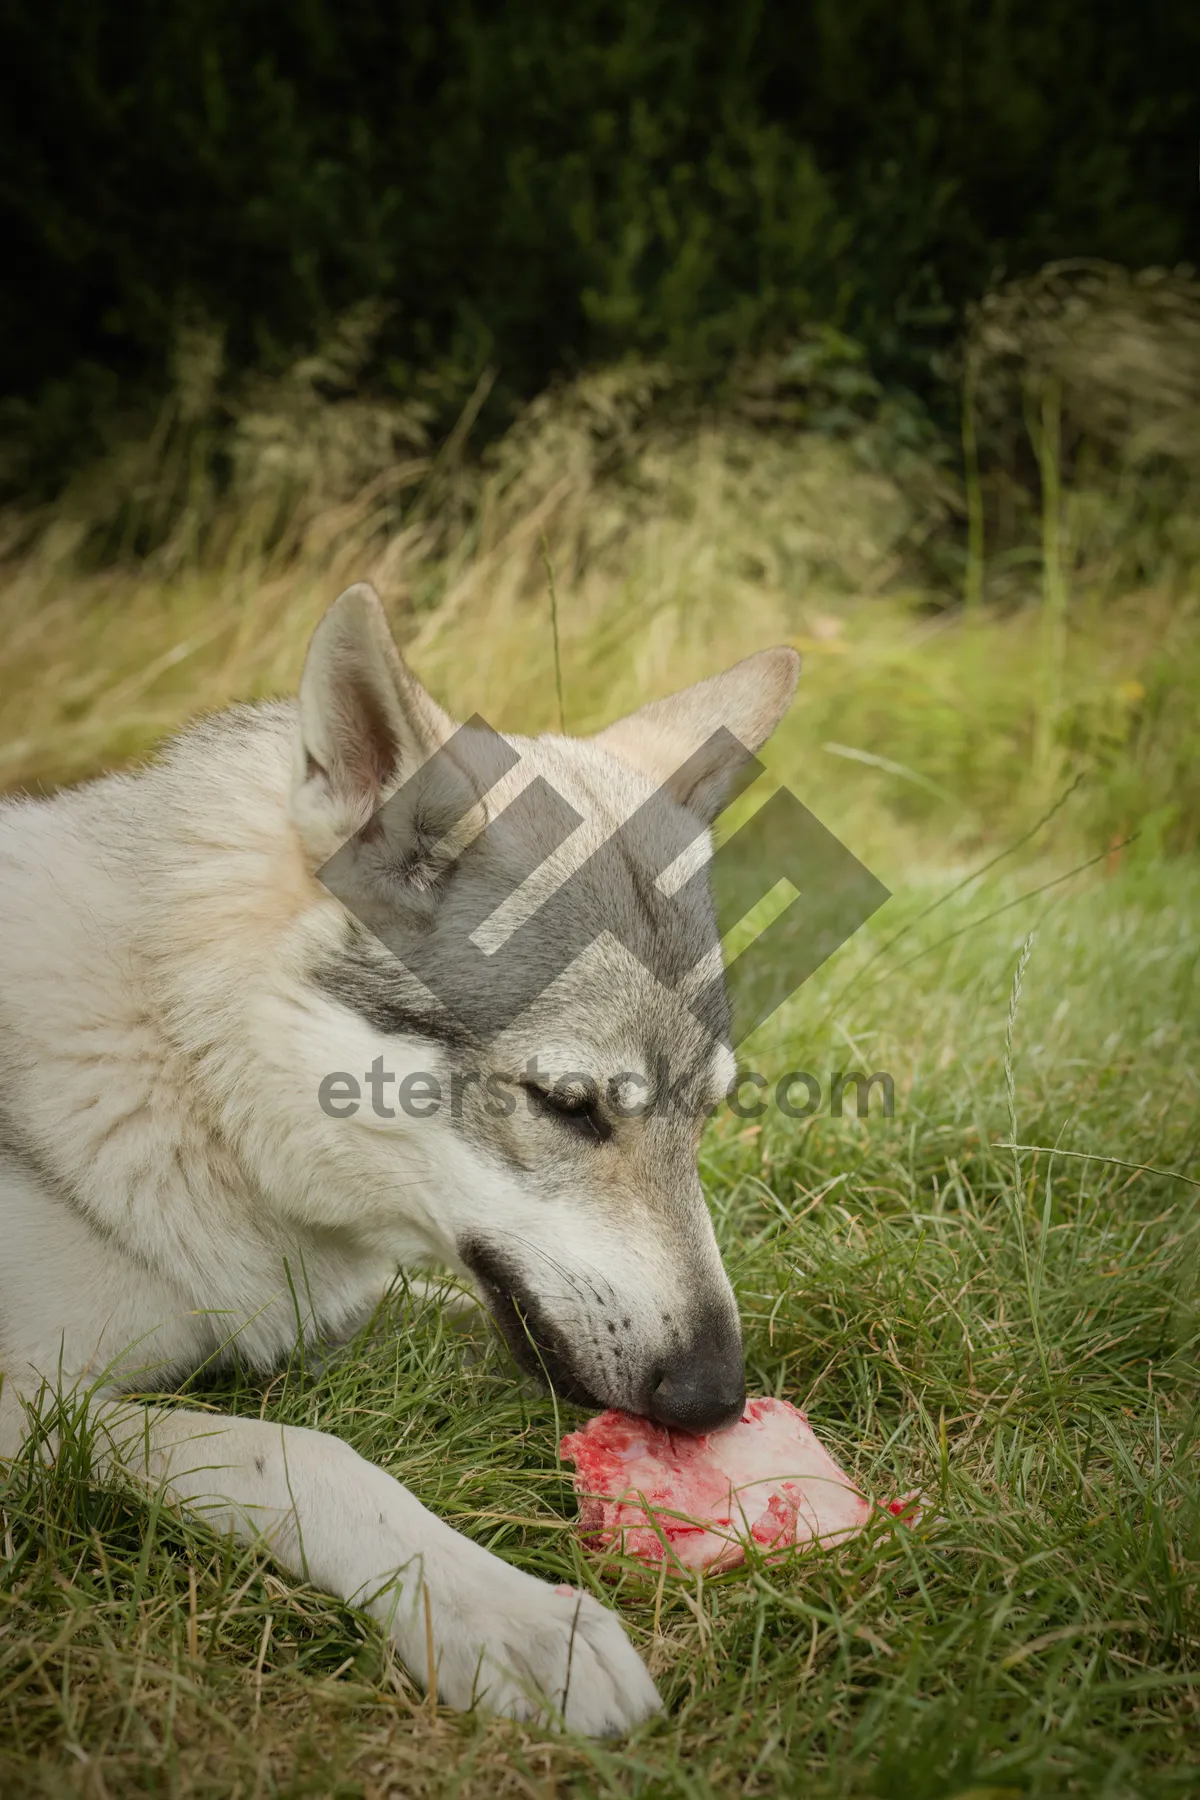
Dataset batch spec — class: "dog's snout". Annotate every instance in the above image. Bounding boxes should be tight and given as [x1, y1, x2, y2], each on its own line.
[646, 1315, 746, 1434]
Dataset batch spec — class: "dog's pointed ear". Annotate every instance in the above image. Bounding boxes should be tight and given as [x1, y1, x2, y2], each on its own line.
[291, 583, 456, 857]
[593, 647, 800, 820]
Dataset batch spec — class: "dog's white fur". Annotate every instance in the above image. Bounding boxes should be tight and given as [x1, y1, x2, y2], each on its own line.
[0, 585, 798, 1735]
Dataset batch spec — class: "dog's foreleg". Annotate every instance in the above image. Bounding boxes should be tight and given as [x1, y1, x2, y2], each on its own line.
[78, 1398, 660, 1735]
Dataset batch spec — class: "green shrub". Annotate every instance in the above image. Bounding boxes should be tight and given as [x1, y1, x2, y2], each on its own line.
[2, 0, 1196, 489]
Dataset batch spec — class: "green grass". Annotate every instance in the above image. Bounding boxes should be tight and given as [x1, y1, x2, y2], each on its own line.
[2, 346, 1199, 1794]
[3, 851, 1198, 1798]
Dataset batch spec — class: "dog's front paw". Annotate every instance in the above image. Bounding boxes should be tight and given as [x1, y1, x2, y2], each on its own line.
[429, 1562, 661, 1736]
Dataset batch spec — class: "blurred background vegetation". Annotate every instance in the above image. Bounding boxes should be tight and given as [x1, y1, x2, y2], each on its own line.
[0, 0, 1197, 863]
[4, 0, 1196, 458]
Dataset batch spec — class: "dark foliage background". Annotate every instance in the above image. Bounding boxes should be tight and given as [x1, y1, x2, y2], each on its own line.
[2, 0, 1196, 476]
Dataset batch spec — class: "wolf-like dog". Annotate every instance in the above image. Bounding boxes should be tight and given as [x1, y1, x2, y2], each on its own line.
[0, 585, 798, 1735]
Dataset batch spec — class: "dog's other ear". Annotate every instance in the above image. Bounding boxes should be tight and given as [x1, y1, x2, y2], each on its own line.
[593, 647, 800, 820]
[291, 583, 455, 856]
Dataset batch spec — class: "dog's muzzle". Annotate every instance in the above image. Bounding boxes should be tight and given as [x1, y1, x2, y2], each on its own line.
[458, 1235, 746, 1433]
[457, 1234, 601, 1406]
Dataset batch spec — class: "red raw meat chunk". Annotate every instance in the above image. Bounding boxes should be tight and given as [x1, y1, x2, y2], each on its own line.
[560, 1396, 874, 1573]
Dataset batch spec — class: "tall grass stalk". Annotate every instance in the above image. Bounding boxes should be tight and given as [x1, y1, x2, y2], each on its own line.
[540, 532, 567, 733]
[961, 348, 985, 616]
[1029, 376, 1070, 785]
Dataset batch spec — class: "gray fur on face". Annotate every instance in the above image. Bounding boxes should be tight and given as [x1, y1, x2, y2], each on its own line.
[314, 716, 733, 1053]
[306, 720, 745, 1422]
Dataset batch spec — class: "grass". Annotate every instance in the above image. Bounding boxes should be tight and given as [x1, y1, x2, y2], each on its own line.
[2, 857, 1198, 1797]
[2, 328, 1200, 1794]
[3, 323, 1198, 860]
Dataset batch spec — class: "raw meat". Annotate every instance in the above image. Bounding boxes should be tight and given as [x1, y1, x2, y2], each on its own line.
[560, 1396, 877, 1573]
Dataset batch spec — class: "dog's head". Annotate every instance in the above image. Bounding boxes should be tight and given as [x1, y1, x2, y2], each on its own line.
[290, 585, 799, 1432]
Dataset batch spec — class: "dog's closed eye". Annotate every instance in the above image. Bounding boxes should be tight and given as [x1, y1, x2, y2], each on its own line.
[520, 1081, 612, 1144]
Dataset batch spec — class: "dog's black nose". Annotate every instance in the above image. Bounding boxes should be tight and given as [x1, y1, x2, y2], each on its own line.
[646, 1320, 746, 1434]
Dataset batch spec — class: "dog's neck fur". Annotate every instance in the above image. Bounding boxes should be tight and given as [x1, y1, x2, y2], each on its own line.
[0, 701, 427, 1379]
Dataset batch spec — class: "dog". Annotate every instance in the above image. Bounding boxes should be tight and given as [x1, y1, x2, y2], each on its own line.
[0, 584, 798, 1735]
